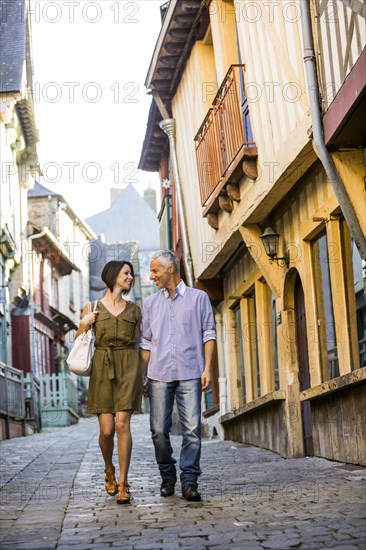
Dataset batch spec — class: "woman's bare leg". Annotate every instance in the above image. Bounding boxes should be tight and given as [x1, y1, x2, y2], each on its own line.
[98, 413, 115, 471]
[115, 410, 133, 483]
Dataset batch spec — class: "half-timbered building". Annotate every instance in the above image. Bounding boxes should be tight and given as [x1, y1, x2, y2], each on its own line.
[139, 0, 366, 464]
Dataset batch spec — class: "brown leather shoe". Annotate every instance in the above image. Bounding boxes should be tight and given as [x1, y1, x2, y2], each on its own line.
[105, 468, 118, 496]
[116, 482, 131, 504]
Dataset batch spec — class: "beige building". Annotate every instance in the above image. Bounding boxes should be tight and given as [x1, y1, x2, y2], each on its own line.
[0, 0, 40, 368]
[0, 0, 97, 437]
[140, 0, 366, 465]
[25, 182, 96, 372]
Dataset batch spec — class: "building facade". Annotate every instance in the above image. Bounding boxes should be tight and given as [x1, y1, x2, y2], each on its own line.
[11, 182, 96, 376]
[0, 0, 40, 368]
[139, 0, 366, 464]
[0, 0, 43, 438]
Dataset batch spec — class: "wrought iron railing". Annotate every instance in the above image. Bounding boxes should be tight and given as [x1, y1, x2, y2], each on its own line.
[195, 65, 255, 208]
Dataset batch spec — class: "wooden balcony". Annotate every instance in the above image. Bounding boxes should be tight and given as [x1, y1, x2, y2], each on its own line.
[194, 65, 257, 229]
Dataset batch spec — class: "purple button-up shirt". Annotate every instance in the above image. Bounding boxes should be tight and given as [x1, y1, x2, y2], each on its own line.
[140, 280, 216, 382]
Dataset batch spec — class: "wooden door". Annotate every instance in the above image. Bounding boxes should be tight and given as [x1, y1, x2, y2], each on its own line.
[294, 276, 314, 456]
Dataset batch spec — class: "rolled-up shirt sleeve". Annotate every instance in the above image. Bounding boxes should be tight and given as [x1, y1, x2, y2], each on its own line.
[201, 293, 217, 344]
[139, 300, 152, 351]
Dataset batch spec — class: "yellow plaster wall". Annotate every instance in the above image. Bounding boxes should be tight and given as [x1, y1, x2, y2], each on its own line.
[172, 41, 219, 277]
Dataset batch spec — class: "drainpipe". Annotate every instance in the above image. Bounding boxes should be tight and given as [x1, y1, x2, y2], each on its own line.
[151, 90, 194, 287]
[300, 2, 366, 260]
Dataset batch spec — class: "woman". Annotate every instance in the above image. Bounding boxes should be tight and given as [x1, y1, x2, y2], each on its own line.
[75, 260, 142, 504]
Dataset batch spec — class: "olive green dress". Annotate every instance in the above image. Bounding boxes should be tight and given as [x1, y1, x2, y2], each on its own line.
[87, 300, 142, 414]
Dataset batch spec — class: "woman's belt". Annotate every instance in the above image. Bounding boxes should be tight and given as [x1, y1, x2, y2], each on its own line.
[95, 344, 132, 380]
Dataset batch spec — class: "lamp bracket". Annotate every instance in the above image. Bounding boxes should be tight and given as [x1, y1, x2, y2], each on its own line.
[269, 252, 290, 269]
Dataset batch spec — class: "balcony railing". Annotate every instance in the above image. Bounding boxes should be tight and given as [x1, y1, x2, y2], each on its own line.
[40, 372, 79, 427]
[195, 65, 256, 214]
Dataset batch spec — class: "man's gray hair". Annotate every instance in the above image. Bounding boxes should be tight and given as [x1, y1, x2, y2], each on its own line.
[151, 250, 180, 274]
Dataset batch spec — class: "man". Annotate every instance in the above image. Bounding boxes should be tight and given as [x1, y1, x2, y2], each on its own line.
[140, 250, 216, 502]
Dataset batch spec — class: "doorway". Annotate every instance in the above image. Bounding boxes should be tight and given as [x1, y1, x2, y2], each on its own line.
[294, 275, 314, 456]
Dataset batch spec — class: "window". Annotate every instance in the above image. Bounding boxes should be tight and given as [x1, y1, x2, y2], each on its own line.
[204, 386, 215, 410]
[69, 273, 74, 311]
[51, 269, 59, 310]
[312, 232, 339, 380]
[34, 330, 45, 378]
[272, 294, 280, 391]
[251, 295, 261, 397]
[236, 27, 253, 143]
[242, 290, 261, 401]
[351, 239, 366, 368]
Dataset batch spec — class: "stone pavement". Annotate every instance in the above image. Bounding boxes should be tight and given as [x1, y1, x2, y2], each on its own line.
[0, 414, 365, 550]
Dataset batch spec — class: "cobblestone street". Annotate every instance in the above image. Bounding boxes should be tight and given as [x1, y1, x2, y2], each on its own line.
[0, 414, 365, 550]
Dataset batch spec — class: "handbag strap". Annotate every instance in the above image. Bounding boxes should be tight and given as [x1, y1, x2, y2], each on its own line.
[87, 300, 98, 313]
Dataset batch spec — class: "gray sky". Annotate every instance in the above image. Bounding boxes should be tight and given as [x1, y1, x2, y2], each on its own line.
[30, 0, 164, 219]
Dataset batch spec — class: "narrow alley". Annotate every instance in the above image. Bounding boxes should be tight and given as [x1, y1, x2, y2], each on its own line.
[1, 414, 365, 550]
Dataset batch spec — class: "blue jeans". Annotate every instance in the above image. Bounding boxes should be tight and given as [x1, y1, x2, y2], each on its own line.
[148, 378, 202, 488]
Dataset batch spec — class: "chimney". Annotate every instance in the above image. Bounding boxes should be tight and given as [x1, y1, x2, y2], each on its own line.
[143, 185, 157, 213]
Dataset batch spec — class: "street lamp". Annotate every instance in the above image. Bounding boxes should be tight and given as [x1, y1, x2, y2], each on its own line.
[260, 226, 289, 268]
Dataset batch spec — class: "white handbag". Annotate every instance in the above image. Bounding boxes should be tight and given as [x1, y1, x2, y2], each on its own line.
[67, 301, 98, 376]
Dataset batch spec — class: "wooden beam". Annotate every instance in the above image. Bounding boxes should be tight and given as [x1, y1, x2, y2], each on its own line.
[206, 213, 218, 230]
[239, 225, 282, 298]
[339, 0, 366, 18]
[300, 367, 366, 401]
[226, 182, 240, 202]
[168, 28, 190, 41]
[219, 389, 286, 422]
[218, 195, 233, 213]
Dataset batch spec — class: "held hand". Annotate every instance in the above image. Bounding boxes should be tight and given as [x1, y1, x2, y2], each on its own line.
[201, 369, 211, 391]
[80, 311, 98, 331]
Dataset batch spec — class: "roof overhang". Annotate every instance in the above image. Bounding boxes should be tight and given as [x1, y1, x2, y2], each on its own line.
[145, 0, 209, 97]
[29, 227, 80, 276]
[323, 46, 366, 147]
[33, 310, 57, 333]
[15, 98, 39, 147]
[49, 306, 78, 333]
[139, 0, 210, 172]
[138, 99, 166, 171]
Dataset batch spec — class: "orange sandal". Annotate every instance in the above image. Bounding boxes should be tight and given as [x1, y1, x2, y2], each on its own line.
[105, 468, 118, 496]
[116, 482, 131, 504]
